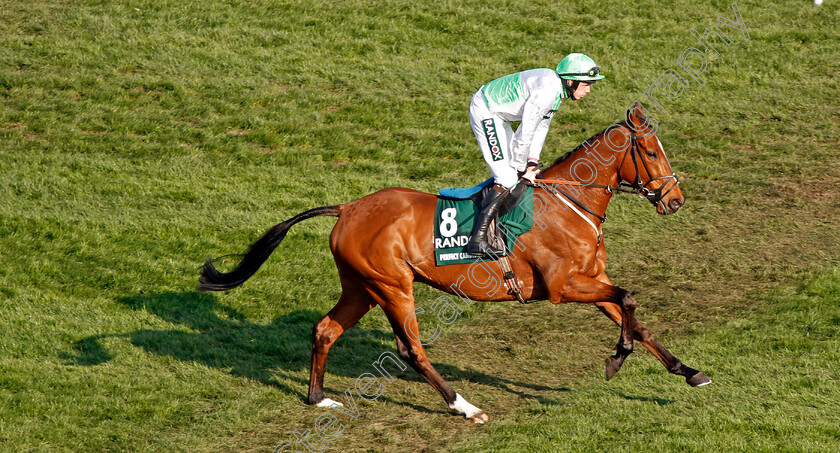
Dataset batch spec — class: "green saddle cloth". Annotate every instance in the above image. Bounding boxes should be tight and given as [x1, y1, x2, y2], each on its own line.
[433, 187, 534, 266]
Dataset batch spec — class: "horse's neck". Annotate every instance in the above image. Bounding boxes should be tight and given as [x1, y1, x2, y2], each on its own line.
[540, 138, 623, 219]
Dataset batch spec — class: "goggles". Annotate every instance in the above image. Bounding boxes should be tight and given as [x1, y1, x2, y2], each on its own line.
[560, 66, 600, 78]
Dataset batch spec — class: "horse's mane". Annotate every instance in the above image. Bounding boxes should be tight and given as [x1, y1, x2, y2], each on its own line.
[547, 121, 631, 169]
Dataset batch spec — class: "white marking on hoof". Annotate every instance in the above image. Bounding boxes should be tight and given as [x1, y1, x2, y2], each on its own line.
[696, 378, 712, 387]
[315, 398, 344, 408]
[449, 393, 487, 423]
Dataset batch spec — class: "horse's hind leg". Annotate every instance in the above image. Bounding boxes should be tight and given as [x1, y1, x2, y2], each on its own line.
[595, 301, 711, 387]
[307, 280, 375, 407]
[394, 334, 411, 363]
[376, 285, 489, 424]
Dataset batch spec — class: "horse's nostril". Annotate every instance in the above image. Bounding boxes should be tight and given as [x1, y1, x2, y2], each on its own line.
[669, 198, 684, 210]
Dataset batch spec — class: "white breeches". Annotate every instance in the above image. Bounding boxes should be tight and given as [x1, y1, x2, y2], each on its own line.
[469, 91, 518, 188]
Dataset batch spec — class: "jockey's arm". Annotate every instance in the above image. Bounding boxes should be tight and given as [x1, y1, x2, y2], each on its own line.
[509, 91, 555, 171]
[528, 115, 553, 164]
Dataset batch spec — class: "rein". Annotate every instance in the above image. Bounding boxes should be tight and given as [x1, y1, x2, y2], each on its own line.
[529, 123, 680, 241]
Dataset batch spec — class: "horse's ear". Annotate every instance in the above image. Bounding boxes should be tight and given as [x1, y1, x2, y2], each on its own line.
[627, 101, 647, 126]
[632, 101, 646, 123]
[625, 101, 658, 137]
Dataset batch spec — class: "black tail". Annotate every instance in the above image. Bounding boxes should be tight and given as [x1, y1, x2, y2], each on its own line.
[197, 205, 340, 291]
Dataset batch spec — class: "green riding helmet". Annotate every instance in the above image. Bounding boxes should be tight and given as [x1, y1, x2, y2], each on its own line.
[556, 53, 605, 82]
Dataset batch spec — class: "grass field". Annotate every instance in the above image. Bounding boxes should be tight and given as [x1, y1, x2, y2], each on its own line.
[1, 0, 839, 451]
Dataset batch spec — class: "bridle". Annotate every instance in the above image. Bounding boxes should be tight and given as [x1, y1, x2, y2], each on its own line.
[531, 122, 680, 227]
[617, 125, 680, 205]
[616, 125, 680, 206]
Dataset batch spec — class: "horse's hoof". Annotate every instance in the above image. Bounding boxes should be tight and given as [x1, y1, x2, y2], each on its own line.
[314, 398, 344, 408]
[605, 356, 622, 381]
[468, 411, 489, 424]
[686, 372, 712, 387]
[450, 393, 487, 424]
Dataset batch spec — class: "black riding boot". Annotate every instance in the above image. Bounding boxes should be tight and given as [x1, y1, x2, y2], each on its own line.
[466, 185, 509, 258]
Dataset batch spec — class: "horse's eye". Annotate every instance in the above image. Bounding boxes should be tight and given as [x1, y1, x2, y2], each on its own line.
[646, 151, 657, 158]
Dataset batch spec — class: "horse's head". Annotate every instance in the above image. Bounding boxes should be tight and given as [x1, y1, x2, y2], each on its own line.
[616, 102, 684, 215]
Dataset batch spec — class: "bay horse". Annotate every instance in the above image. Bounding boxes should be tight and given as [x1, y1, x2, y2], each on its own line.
[198, 102, 710, 424]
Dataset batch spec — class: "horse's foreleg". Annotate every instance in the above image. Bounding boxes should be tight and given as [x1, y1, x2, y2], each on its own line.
[604, 291, 636, 381]
[561, 274, 637, 380]
[307, 283, 375, 407]
[595, 302, 711, 387]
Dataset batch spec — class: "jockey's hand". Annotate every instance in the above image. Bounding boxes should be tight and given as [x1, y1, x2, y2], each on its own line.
[521, 162, 541, 183]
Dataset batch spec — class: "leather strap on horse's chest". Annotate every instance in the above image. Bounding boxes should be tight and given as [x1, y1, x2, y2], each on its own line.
[532, 181, 604, 246]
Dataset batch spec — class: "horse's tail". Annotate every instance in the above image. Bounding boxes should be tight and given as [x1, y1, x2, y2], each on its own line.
[197, 205, 340, 292]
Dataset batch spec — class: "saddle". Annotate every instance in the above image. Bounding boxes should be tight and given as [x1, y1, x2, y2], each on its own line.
[438, 177, 528, 216]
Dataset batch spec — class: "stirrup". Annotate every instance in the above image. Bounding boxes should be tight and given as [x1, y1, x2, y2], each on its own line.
[466, 218, 508, 258]
[466, 240, 508, 258]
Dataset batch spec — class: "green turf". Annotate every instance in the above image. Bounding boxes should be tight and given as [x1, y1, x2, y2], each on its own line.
[1, 0, 839, 451]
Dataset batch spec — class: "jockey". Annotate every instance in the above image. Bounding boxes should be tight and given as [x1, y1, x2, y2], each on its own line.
[465, 53, 605, 258]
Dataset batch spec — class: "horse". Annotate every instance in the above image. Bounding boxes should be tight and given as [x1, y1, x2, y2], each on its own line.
[197, 102, 711, 424]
